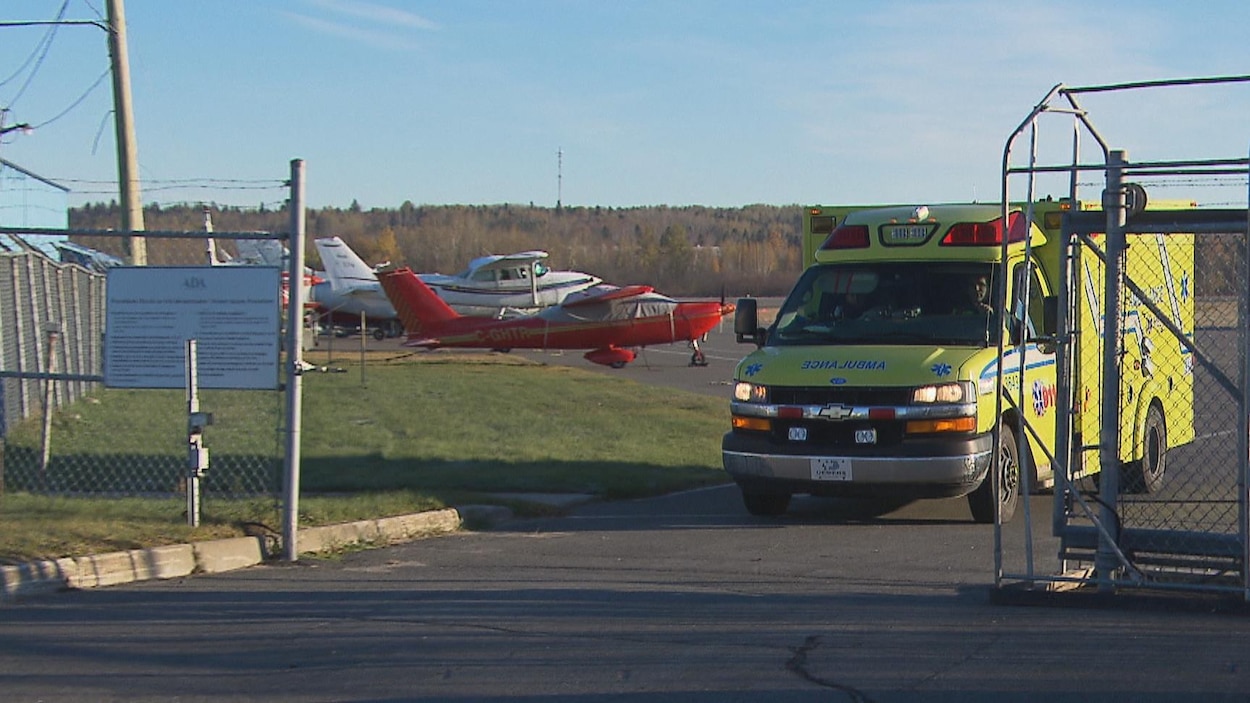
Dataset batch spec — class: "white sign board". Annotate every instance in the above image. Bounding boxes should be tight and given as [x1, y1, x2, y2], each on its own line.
[104, 266, 282, 390]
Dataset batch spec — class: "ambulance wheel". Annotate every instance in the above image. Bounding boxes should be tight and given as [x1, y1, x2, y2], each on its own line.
[1124, 404, 1166, 494]
[741, 488, 791, 517]
[968, 422, 1020, 524]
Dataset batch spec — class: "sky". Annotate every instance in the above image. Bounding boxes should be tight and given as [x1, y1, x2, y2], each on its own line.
[2, 0, 1250, 215]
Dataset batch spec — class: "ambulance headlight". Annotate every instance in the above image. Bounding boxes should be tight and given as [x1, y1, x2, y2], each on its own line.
[911, 381, 973, 404]
[734, 382, 768, 403]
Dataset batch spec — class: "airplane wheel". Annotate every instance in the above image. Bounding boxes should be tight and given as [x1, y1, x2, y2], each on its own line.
[609, 361, 627, 369]
[372, 328, 385, 341]
[690, 350, 708, 367]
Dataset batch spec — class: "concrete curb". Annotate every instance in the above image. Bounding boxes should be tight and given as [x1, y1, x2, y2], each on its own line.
[1, 507, 464, 604]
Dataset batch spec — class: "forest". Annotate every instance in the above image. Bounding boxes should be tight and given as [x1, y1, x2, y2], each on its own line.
[69, 201, 808, 297]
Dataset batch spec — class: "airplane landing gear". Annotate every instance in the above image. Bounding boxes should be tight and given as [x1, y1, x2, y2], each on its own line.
[689, 339, 708, 367]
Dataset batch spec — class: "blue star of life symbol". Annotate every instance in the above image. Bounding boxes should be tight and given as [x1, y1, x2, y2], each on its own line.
[931, 363, 952, 377]
[745, 363, 763, 377]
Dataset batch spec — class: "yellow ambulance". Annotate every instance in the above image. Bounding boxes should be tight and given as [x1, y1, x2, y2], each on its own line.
[723, 201, 1194, 522]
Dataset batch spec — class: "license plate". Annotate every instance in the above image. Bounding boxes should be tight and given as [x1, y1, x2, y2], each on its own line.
[855, 428, 877, 445]
[884, 225, 929, 244]
[811, 457, 852, 481]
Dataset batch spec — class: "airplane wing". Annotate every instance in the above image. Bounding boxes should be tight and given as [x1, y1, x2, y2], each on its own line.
[561, 284, 656, 307]
[468, 250, 550, 274]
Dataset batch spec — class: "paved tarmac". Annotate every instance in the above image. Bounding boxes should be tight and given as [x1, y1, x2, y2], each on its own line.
[2, 485, 1249, 702]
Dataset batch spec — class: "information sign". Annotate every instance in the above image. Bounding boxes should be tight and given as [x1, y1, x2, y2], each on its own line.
[104, 266, 282, 389]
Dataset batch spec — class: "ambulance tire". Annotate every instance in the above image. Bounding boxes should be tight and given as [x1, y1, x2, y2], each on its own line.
[741, 488, 791, 517]
[1123, 404, 1166, 494]
[968, 423, 1020, 524]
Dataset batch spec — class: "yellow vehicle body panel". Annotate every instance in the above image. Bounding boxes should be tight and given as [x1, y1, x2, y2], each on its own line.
[728, 200, 1196, 518]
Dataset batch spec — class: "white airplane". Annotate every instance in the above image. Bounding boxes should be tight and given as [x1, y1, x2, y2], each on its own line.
[419, 250, 602, 317]
[310, 236, 402, 338]
[312, 236, 603, 322]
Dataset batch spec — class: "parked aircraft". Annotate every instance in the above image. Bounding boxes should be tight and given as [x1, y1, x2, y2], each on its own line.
[419, 250, 602, 316]
[315, 236, 602, 318]
[202, 208, 324, 313]
[376, 266, 735, 367]
[310, 236, 402, 338]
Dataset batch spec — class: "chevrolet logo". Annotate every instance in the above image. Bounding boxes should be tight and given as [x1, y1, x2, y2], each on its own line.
[815, 404, 853, 421]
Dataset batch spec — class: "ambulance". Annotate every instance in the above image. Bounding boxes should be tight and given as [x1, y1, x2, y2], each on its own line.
[723, 201, 1194, 522]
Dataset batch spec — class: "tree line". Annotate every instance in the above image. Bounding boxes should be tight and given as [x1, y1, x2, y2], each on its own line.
[69, 201, 808, 297]
[70, 201, 1241, 300]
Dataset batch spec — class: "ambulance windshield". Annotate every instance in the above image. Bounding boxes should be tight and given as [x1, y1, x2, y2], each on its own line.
[770, 262, 1000, 347]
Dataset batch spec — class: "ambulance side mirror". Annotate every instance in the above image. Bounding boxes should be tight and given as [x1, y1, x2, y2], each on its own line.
[734, 298, 766, 346]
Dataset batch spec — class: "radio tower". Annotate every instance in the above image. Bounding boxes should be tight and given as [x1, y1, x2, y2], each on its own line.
[556, 147, 563, 210]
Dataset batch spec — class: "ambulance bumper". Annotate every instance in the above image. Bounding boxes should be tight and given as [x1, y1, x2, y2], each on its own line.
[722, 432, 993, 499]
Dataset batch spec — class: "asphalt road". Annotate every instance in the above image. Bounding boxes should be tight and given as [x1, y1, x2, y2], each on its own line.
[3, 485, 1249, 702]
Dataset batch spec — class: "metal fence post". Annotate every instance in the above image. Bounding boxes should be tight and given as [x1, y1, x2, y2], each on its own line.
[38, 324, 60, 491]
[1095, 150, 1128, 592]
[283, 159, 306, 561]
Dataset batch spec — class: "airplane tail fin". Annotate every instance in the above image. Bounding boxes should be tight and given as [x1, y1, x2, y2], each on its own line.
[314, 237, 380, 293]
[377, 267, 461, 333]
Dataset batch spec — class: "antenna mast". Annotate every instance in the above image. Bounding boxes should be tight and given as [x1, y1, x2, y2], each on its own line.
[557, 147, 563, 210]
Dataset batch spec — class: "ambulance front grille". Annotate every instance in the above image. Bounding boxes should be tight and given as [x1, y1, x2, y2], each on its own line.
[767, 386, 909, 448]
[769, 387, 911, 406]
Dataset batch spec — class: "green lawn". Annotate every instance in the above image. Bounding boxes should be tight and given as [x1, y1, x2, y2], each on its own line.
[0, 351, 733, 562]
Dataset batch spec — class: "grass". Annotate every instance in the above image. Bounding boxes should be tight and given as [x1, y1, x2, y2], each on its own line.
[0, 350, 732, 563]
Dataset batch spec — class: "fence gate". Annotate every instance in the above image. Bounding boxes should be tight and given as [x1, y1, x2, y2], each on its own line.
[997, 77, 1250, 600]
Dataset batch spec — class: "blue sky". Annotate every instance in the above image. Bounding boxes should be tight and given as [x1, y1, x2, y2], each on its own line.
[2, 0, 1249, 212]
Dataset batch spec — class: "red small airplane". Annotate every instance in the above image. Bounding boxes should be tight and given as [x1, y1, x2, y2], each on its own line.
[377, 267, 735, 368]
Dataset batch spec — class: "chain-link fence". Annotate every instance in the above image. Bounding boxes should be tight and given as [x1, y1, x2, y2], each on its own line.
[1045, 209, 1247, 592]
[0, 236, 286, 499]
[999, 77, 1250, 600]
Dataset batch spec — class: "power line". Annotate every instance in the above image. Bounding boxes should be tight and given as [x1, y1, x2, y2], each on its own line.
[0, 1, 70, 98]
[32, 68, 110, 130]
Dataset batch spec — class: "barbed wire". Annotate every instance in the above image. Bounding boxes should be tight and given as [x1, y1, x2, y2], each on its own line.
[65, 184, 287, 196]
[1076, 177, 1249, 188]
[50, 177, 286, 186]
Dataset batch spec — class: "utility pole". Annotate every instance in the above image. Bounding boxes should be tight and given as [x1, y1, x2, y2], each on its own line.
[106, 0, 146, 264]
